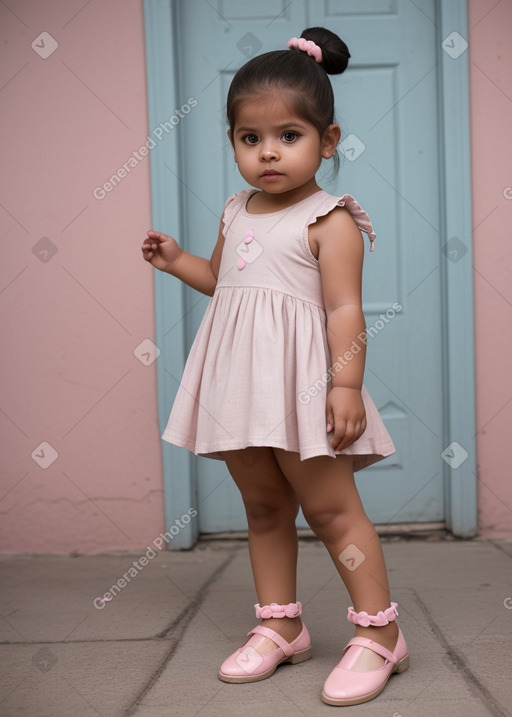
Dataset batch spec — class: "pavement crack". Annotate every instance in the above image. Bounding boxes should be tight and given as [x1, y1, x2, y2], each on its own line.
[412, 589, 511, 717]
[126, 545, 239, 715]
[487, 539, 512, 561]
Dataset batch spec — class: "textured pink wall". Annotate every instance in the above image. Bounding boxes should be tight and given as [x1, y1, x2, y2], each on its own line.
[468, 0, 512, 538]
[0, 0, 164, 552]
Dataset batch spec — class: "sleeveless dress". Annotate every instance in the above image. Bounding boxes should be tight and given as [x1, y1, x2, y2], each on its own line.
[161, 188, 395, 471]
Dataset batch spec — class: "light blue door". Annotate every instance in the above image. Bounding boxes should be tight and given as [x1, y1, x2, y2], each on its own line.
[146, 0, 475, 536]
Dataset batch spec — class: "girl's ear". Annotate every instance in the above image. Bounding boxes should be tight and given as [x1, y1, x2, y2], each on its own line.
[227, 129, 237, 163]
[321, 123, 341, 159]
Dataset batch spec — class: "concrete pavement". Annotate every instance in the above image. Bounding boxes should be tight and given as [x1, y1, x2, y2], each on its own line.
[1, 536, 512, 716]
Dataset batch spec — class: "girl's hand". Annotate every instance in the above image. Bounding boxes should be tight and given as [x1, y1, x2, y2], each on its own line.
[141, 230, 182, 273]
[326, 387, 367, 452]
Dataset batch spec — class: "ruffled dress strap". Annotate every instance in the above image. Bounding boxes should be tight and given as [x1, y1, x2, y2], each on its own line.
[221, 189, 253, 238]
[338, 194, 376, 252]
[309, 193, 376, 252]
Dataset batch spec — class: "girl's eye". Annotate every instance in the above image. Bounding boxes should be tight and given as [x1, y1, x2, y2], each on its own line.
[243, 134, 259, 145]
[282, 131, 299, 143]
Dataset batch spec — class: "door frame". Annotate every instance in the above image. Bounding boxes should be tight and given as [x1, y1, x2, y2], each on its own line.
[143, 0, 477, 547]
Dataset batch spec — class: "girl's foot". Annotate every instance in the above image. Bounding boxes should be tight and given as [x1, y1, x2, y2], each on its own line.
[351, 620, 399, 670]
[218, 604, 312, 683]
[322, 602, 409, 706]
[249, 615, 303, 654]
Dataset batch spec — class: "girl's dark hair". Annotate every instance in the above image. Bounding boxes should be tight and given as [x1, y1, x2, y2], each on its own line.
[227, 27, 350, 173]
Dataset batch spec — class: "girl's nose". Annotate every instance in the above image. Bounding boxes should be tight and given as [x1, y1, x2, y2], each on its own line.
[260, 145, 279, 161]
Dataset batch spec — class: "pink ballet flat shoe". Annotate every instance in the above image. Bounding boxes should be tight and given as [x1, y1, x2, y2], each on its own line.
[218, 601, 312, 684]
[322, 602, 409, 706]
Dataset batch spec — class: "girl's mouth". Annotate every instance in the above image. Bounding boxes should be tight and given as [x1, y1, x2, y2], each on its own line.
[261, 170, 283, 180]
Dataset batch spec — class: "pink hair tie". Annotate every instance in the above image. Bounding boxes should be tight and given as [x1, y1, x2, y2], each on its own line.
[287, 36, 323, 64]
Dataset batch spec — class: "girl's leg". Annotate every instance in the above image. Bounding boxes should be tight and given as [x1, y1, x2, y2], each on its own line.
[272, 448, 398, 670]
[222, 447, 303, 653]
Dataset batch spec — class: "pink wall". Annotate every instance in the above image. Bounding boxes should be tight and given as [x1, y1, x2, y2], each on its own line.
[0, 1, 510, 552]
[0, 0, 164, 552]
[468, 0, 512, 538]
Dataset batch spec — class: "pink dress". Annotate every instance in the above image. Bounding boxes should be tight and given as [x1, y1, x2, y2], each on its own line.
[162, 189, 395, 471]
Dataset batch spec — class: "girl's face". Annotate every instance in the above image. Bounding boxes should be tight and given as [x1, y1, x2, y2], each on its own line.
[229, 91, 339, 202]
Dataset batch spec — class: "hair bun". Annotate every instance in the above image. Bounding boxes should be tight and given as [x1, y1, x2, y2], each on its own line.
[301, 27, 350, 74]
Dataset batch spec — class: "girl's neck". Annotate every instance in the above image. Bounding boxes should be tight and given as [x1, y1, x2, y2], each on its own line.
[246, 180, 322, 214]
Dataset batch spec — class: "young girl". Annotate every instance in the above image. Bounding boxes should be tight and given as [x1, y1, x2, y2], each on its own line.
[142, 27, 408, 707]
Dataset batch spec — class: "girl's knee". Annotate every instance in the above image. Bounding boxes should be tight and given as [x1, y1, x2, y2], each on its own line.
[245, 496, 299, 531]
[303, 504, 368, 544]
[223, 446, 299, 530]
[303, 507, 344, 541]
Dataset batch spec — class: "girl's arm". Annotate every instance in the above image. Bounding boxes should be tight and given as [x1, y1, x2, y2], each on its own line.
[142, 219, 225, 297]
[313, 208, 367, 450]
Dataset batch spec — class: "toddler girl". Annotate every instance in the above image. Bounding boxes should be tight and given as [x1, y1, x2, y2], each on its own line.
[142, 26, 408, 707]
